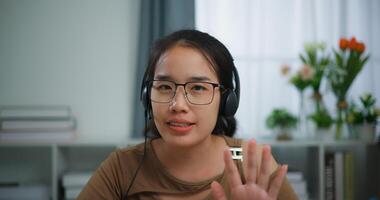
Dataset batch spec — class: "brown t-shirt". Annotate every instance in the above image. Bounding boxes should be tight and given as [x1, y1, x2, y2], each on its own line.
[77, 136, 298, 200]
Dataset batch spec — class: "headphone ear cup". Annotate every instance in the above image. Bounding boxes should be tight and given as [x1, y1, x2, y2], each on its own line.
[221, 90, 238, 117]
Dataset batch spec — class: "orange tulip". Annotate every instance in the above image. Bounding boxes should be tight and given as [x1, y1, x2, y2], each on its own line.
[348, 37, 357, 50]
[355, 42, 365, 54]
[339, 38, 349, 50]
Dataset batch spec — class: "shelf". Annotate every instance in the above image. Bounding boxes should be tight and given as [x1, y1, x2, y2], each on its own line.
[255, 138, 378, 147]
[0, 137, 379, 200]
[1, 137, 377, 148]
[0, 138, 144, 148]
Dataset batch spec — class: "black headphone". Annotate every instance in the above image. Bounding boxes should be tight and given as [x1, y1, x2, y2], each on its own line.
[140, 65, 240, 118]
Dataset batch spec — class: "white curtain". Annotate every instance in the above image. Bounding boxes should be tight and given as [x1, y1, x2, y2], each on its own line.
[195, 0, 380, 139]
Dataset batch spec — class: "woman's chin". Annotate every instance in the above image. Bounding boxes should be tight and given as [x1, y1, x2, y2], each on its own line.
[160, 131, 209, 148]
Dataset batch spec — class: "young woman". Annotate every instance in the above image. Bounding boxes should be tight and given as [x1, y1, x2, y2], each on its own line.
[78, 30, 298, 200]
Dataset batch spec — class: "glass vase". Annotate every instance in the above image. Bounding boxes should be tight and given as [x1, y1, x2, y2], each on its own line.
[311, 92, 332, 140]
[298, 91, 309, 138]
[335, 100, 349, 140]
[312, 92, 324, 114]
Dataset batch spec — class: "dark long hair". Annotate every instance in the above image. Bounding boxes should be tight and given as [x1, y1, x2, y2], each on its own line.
[141, 29, 238, 137]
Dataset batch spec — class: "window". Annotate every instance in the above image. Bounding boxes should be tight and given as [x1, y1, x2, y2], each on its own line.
[196, 0, 380, 138]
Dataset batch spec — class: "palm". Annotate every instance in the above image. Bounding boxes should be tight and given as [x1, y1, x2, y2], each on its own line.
[211, 140, 288, 200]
[230, 185, 272, 200]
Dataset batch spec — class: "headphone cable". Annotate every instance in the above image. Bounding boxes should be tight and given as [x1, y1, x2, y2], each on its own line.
[123, 110, 149, 199]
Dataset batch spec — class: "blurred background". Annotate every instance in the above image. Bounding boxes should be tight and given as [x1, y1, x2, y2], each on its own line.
[0, 0, 379, 200]
[1, 0, 379, 142]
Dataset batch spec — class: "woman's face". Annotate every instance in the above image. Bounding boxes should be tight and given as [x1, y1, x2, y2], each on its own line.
[151, 45, 221, 148]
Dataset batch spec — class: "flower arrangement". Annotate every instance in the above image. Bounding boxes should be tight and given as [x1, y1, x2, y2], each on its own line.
[299, 42, 333, 130]
[287, 64, 314, 92]
[327, 37, 370, 139]
[281, 64, 314, 137]
[284, 42, 330, 93]
[282, 42, 333, 135]
[266, 108, 298, 140]
[300, 42, 330, 93]
[328, 37, 370, 103]
[276, 37, 372, 140]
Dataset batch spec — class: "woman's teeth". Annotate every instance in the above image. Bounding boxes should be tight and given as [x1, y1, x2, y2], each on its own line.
[169, 122, 192, 127]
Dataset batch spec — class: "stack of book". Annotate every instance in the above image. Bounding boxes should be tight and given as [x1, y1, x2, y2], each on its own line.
[0, 184, 50, 200]
[325, 151, 354, 200]
[62, 171, 93, 200]
[0, 105, 76, 142]
[287, 170, 309, 200]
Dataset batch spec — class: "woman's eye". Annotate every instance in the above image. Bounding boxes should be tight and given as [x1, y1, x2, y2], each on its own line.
[158, 85, 172, 91]
[191, 85, 207, 91]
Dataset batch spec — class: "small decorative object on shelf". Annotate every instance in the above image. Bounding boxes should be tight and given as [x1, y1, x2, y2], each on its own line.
[266, 108, 298, 140]
[281, 63, 313, 138]
[299, 42, 333, 140]
[327, 37, 370, 140]
[281, 42, 332, 139]
[347, 93, 380, 141]
[0, 105, 77, 143]
[290, 64, 313, 138]
[309, 108, 334, 141]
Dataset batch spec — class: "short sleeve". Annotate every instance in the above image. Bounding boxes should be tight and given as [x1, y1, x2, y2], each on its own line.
[77, 151, 125, 200]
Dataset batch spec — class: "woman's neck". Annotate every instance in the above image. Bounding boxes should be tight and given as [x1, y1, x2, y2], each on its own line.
[152, 135, 226, 182]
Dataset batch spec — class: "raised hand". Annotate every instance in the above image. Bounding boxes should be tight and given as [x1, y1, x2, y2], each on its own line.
[211, 140, 288, 200]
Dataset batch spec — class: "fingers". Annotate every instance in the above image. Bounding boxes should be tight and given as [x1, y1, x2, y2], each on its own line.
[211, 181, 227, 200]
[268, 165, 288, 199]
[246, 140, 258, 184]
[224, 149, 242, 189]
[257, 145, 272, 190]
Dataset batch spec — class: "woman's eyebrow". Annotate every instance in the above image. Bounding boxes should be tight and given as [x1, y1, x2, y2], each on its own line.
[189, 76, 212, 82]
[154, 75, 172, 80]
[154, 75, 212, 82]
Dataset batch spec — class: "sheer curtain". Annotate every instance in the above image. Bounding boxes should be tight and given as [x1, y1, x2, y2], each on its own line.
[196, 0, 380, 139]
[132, 0, 195, 138]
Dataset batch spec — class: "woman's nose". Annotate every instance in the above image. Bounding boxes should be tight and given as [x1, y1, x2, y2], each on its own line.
[169, 87, 189, 112]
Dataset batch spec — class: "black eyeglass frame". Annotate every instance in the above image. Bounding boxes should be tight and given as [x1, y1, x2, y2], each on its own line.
[146, 80, 225, 105]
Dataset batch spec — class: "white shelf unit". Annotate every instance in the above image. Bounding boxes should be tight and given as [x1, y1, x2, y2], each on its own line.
[0, 139, 379, 200]
[261, 140, 380, 200]
[0, 142, 122, 200]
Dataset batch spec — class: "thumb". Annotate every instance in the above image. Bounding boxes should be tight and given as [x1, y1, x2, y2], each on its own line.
[211, 181, 227, 200]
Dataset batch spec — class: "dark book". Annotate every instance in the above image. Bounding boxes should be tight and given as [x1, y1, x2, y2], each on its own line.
[325, 152, 335, 200]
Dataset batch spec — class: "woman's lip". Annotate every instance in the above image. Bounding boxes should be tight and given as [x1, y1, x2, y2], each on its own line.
[167, 123, 194, 133]
[167, 119, 194, 124]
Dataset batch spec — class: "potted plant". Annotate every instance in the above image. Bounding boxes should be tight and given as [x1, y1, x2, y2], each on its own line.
[266, 108, 298, 140]
[346, 102, 364, 139]
[347, 94, 380, 141]
[309, 108, 334, 141]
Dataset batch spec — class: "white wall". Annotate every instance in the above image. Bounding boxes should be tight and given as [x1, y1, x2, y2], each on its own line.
[0, 0, 140, 143]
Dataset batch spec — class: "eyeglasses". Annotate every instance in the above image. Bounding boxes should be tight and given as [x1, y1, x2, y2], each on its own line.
[148, 80, 224, 105]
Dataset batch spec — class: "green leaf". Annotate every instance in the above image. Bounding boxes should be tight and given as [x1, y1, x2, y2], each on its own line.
[299, 54, 307, 64]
